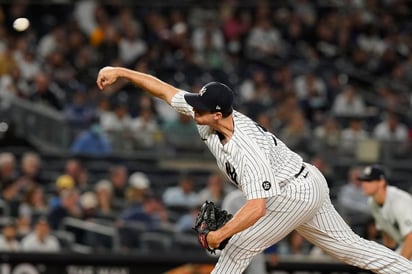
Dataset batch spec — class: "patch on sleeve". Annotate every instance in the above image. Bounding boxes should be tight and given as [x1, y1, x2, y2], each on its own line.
[262, 181, 271, 191]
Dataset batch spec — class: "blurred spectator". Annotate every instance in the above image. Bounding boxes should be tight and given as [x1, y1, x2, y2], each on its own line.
[130, 106, 161, 150]
[239, 68, 272, 117]
[55, 174, 75, 192]
[332, 85, 367, 117]
[340, 118, 369, 155]
[337, 166, 371, 236]
[96, 95, 114, 123]
[294, 71, 328, 123]
[125, 171, 151, 208]
[48, 174, 76, 209]
[101, 101, 133, 133]
[118, 20, 147, 67]
[73, 0, 99, 38]
[94, 179, 116, 219]
[245, 16, 284, 61]
[375, 85, 405, 113]
[79, 191, 98, 220]
[101, 101, 134, 152]
[220, 5, 251, 55]
[107, 165, 128, 209]
[63, 159, 88, 191]
[48, 189, 82, 230]
[90, 5, 112, 47]
[192, 18, 226, 70]
[21, 217, 61, 252]
[162, 173, 199, 211]
[192, 18, 225, 58]
[403, 54, 412, 87]
[119, 194, 169, 228]
[70, 119, 112, 156]
[168, 9, 190, 51]
[278, 111, 311, 153]
[18, 185, 48, 232]
[119, 173, 169, 230]
[272, 93, 300, 131]
[14, 44, 41, 84]
[313, 116, 341, 152]
[44, 50, 76, 91]
[73, 46, 99, 87]
[64, 89, 96, 133]
[37, 24, 66, 61]
[373, 111, 409, 144]
[143, 11, 171, 49]
[1, 178, 21, 217]
[0, 44, 17, 76]
[271, 64, 294, 94]
[197, 172, 231, 207]
[29, 72, 63, 110]
[96, 24, 119, 67]
[0, 218, 20, 251]
[16, 151, 43, 190]
[0, 152, 17, 183]
[174, 204, 201, 233]
[0, 66, 29, 99]
[162, 113, 204, 153]
[357, 24, 386, 58]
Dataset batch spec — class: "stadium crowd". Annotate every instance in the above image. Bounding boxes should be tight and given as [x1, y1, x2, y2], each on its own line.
[0, 0, 412, 260]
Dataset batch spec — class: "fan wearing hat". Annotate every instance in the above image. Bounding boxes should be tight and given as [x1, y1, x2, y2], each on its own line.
[359, 164, 412, 260]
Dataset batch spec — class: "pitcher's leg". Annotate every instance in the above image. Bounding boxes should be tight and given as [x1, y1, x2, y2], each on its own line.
[212, 175, 325, 274]
[298, 198, 412, 274]
[211, 205, 296, 274]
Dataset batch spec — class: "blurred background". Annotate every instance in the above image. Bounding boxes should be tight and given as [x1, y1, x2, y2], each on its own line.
[0, 0, 412, 273]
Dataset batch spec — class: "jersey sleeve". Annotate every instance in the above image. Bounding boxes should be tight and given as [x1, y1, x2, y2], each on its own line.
[241, 162, 280, 200]
[393, 197, 412, 237]
[170, 90, 194, 118]
[170, 90, 210, 140]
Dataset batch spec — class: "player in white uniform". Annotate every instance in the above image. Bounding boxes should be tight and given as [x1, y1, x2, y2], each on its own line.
[96, 66, 412, 273]
[359, 164, 412, 260]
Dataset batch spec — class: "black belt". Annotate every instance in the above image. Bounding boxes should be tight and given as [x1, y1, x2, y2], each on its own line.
[294, 164, 306, 178]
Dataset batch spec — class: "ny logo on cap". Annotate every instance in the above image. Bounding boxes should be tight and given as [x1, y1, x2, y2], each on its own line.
[364, 166, 372, 175]
[199, 86, 207, 96]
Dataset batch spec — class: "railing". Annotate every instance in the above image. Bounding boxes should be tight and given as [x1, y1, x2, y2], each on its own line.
[3, 95, 72, 152]
[59, 217, 120, 253]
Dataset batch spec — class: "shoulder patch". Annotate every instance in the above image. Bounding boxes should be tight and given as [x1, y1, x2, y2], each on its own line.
[262, 181, 271, 191]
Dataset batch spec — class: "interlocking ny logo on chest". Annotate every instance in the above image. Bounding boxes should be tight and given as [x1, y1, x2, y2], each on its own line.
[225, 162, 238, 185]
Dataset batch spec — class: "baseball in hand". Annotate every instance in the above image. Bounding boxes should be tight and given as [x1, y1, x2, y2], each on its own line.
[13, 17, 30, 32]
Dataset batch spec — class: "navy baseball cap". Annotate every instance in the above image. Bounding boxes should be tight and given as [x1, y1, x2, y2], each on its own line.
[358, 165, 385, 182]
[184, 82, 233, 116]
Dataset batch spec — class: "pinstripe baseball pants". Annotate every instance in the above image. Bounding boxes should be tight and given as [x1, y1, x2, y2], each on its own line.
[212, 164, 412, 274]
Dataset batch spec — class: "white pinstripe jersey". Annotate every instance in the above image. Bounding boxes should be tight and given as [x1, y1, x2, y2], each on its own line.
[171, 90, 303, 200]
[369, 186, 412, 245]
